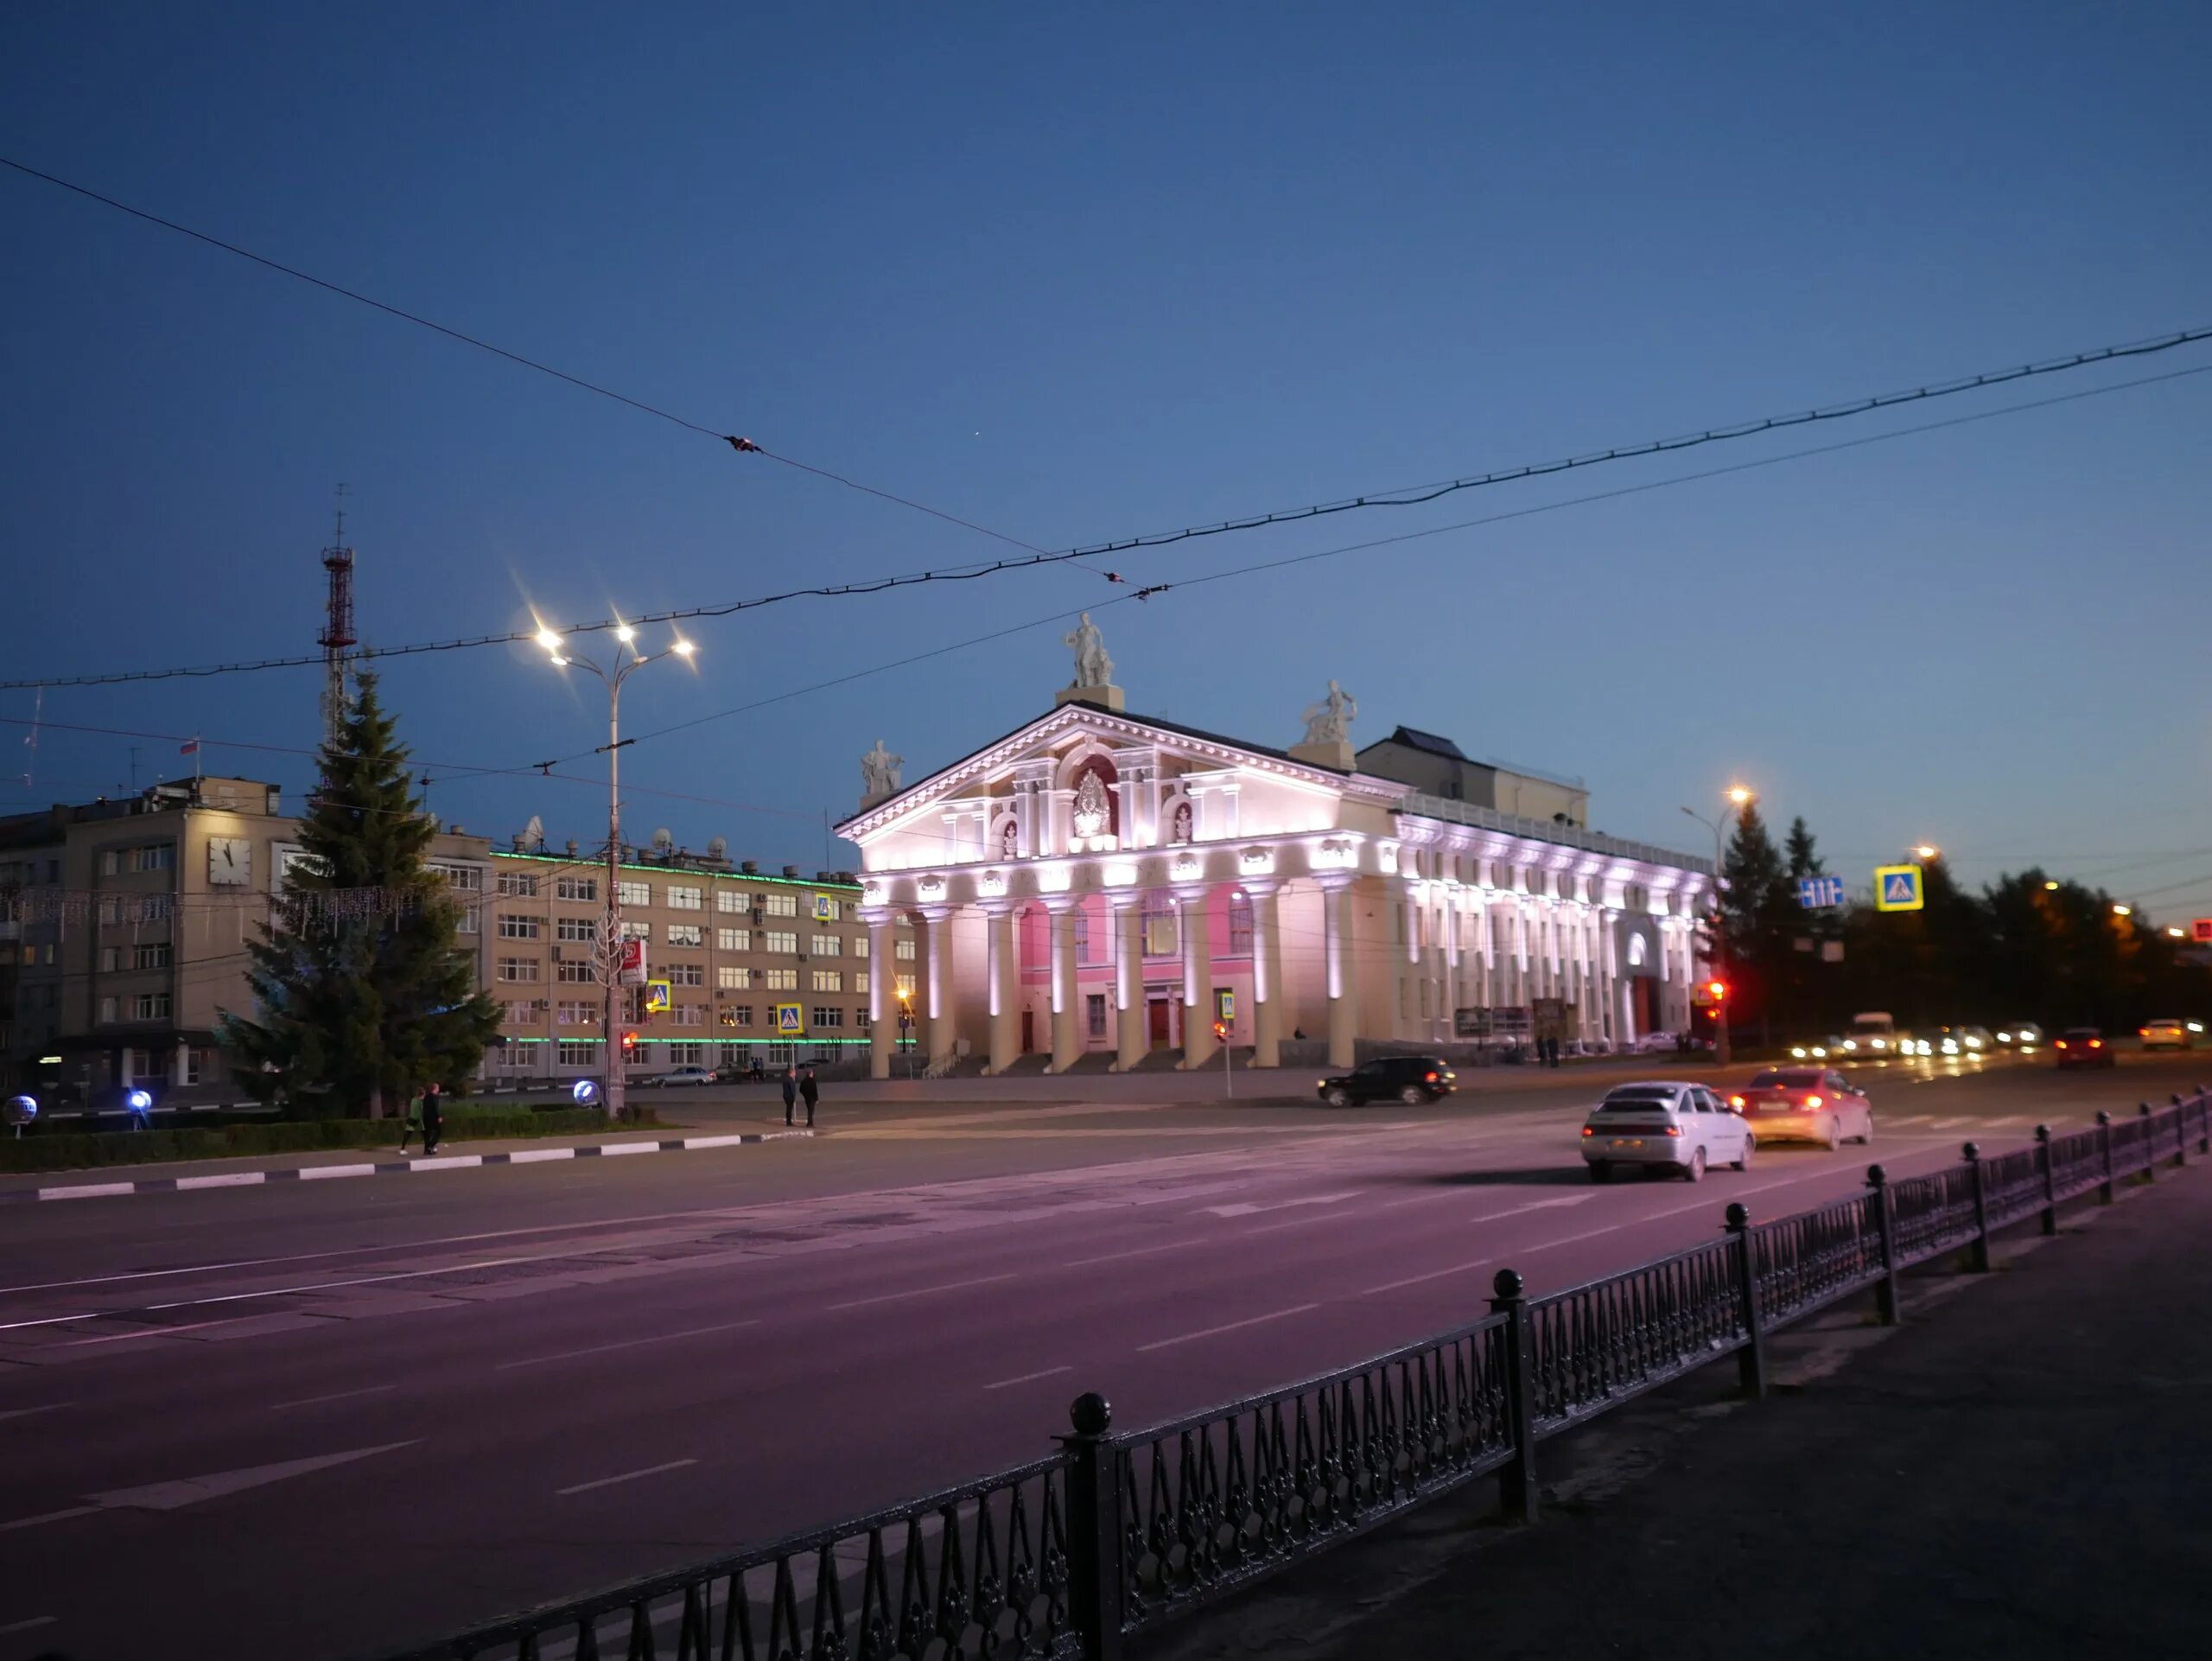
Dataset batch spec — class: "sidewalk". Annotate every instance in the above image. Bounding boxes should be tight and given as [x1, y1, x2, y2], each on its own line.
[1143, 1165, 2212, 1661]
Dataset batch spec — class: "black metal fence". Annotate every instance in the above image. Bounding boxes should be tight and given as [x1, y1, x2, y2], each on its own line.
[373, 1086, 2212, 1661]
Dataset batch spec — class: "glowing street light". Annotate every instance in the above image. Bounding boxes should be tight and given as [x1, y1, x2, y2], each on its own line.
[1681, 785, 1756, 1067]
[1726, 785, 1753, 806]
[1913, 844, 1939, 862]
[2044, 880, 2061, 891]
[2113, 904, 2133, 918]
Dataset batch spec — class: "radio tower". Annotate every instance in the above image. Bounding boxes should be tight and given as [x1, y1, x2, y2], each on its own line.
[318, 485, 357, 750]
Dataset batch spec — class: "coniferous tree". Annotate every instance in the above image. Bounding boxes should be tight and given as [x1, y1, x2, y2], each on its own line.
[219, 676, 499, 1117]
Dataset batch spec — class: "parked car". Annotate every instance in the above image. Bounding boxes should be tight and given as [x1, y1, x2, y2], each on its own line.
[1580, 1081, 1751, 1182]
[1726, 1066, 1874, 1149]
[1634, 1030, 1684, 1054]
[1315, 1057, 1456, 1106]
[2053, 1028, 2115, 1070]
[2140, 1019, 2192, 1052]
[646, 1066, 718, 1088]
[1996, 1022, 2045, 1047]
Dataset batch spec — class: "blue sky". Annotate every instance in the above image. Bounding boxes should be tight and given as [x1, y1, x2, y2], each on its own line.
[3, 3, 2209, 915]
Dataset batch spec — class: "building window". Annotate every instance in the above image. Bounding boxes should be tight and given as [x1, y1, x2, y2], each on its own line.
[99, 995, 117, 1024]
[810, 934, 842, 957]
[716, 889, 748, 914]
[721, 1005, 753, 1028]
[556, 1002, 596, 1026]
[134, 942, 172, 971]
[1142, 893, 1178, 958]
[457, 902, 481, 936]
[763, 968, 798, 991]
[765, 930, 798, 955]
[1087, 994, 1109, 1038]
[99, 945, 119, 972]
[617, 880, 652, 908]
[1226, 893, 1254, 956]
[853, 934, 869, 959]
[811, 969, 842, 993]
[183, 1047, 207, 1085]
[669, 962, 704, 987]
[498, 958, 541, 983]
[132, 843, 176, 873]
[717, 926, 750, 951]
[558, 1041, 596, 1066]
[493, 1044, 536, 1070]
[762, 892, 798, 918]
[503, 1000, 537, 1025]
[557, 875, 598, 902]
[811, 1006, 845, 1029]
[99, 850, 119, 877]
[498, 914, 541, 939]
[718, 965, 751, 990]
[133, 992, 172, 1021]
[895, 973, 917, 1001]
[896, 937, 917, 962]
[669, 1042, 706, 1066]
[667, 923, 703, 947]
[1075, 910, 1094, 964]
[670, 1004, 705, 1027]
[556, 916, 596, 943]
[620, 920, 651, 942]
[429, 862, 482, 892]
[497, 869, 538, 897]
[666, 885, 703, 912]
[557, 958, 594, 983]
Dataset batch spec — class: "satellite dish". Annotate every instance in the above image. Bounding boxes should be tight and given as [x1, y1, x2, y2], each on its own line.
[652, 827, 674, 851]
[707, 835, 728, 858]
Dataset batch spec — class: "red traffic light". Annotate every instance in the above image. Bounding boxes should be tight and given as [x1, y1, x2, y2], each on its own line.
[1211, 1021, 1229, 1041]
[1706, 980, 1729, 1002]
[621, 1030, 639, 1051]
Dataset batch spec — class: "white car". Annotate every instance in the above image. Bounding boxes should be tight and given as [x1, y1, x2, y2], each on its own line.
[1634, 1030, 1688, 1054]
[2141, 1019, 2192, 1052]
[647, 1066, 718, 1088]
[1996, 1022, 2045, 1047]
[1580, 1081, 1752, 1183]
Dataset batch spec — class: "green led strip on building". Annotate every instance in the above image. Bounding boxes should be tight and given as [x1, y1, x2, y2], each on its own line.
[497, 1037, 869, 1047]
[490, 851, 861, 892]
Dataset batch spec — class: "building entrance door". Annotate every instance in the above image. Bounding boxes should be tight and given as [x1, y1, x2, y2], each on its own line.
[1147, 996, 1173, 1049]
[1021, 1009, 1035, 1053]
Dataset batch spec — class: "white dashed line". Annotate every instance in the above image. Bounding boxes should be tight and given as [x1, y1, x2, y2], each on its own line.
[272, 1385, 397, 1410]
[982, 1365, 1073, 1391]
[556, 1459, 697, 1497]
[826, 1272, 1017, 1313]
[499, 1321, 758, 1371]
[1136, 1303, 1320, 1354]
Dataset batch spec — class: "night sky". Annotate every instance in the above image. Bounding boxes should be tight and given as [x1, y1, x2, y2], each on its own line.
[3, 4, 2208, 916]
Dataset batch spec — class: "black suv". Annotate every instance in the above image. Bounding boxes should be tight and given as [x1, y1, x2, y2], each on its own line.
[1316, 1056, 1458, 1107]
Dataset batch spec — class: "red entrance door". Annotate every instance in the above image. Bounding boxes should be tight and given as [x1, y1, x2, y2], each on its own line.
[1147, 997, 1173, 1049]
[1021, 1009, 1035, 1053]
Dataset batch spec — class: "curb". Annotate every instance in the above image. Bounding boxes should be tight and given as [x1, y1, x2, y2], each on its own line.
[0, 1129, 817, 1204]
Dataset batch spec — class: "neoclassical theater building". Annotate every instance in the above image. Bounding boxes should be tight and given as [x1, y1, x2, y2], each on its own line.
[839, 633, 1713, 1078]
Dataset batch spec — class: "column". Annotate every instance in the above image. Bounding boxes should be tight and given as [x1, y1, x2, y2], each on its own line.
[173, 1037, 191, 1088]
[920, 905, 957, 1069]
[1046, 899, 1082, 1072]
[865, 910, 896, 1079]
[1110, 894, 1147, 1071]
[1249, 881, 1282, 1068]
[1440, 888, 1461, 1047]
[1320, 876, 1357, 1070]
[983, 904, 1019, 1074]
[1176, 886, 1216, 1068]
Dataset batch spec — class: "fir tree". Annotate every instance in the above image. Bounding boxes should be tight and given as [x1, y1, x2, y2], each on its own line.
[1783, 816, 1824, 879]
[219, 675, 500, 1117]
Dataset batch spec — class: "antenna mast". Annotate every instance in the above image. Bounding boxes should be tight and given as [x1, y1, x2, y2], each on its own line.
[318, 485, 357, 751]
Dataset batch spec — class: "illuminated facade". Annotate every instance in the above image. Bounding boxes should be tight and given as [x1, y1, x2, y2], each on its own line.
[836, 678, 1714, 1079]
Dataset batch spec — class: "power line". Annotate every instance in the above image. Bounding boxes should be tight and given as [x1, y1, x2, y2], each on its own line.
[5, 327, 2208, 694]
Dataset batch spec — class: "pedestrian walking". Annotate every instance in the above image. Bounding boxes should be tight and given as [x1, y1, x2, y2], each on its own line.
[781, 1066, 798, 1126]
[799, 1066, 819, 1128]
[397, 1089, 422, 1154]
[419, 1081, 444, 1155]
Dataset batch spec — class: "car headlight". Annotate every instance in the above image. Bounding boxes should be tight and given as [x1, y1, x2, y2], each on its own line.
[1790, 1047, 1807, 1059]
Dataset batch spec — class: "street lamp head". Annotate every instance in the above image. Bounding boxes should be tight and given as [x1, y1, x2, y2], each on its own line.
[2044, 880, 2060, 891]
[2113, 904, 2132, 918]
[670, 637, 696, 658]
[614, 623, 637, 644]
[1726, 786, 1753, 806]
[1913, 844, 1939, 862]
[535, 627, 563, 654]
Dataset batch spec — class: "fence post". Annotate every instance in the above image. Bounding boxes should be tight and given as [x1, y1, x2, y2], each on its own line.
[1963, 1142, 1992, 1272]
[1058, 1392, 1125, 1661]
[1868, 1165, 1901, 1326]
[2200, 1087, 2210, 1155]
[1489, 1269, 1539, 1524]
[1725, 1203, 1768, 1399]
[2035, 1124, 2057, 1237]
[2139, 1104, 2157, 1183]
[2097, 1110, 2115, 1204]
[2171, 1095, 2189, 1168]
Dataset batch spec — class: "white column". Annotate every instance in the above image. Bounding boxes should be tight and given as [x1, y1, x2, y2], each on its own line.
[1320, 876, 1357, 1070]
[173, 1037, 190, 1088]
[982, 904, 1018, 1073]
[865, 909, 896, 1079]
[1110, 893, 1146, 1070]
[1047, 898, 1081, 1072]
[1249, 881, 1282, 1068]
[920, 905, 957, 1068]
[1176, 886, 1216, 1067]
[1440, 888, 1461, 1046]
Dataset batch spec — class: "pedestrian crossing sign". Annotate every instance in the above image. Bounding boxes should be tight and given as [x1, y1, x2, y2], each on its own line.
[643, 979, 671, 1014]
[813, 894, 835, 922]
[1874, 864, 1924, 913]
[774, 1002, 804, 1036]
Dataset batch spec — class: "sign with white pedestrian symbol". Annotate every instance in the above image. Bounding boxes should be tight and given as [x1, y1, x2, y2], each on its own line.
[1874, 864, 1924, 913]
[813, 894, 836, 922]
[1796, 875, 1845, 909]
[773, 1002, 804, 1036]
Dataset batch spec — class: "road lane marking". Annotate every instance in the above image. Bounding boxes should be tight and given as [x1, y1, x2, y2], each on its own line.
[1065, 1239, 1206, 1268]
[61, 1315, 256, 1347]
[0, 1403, 70, 1422]
[1984, 1116, 2024, 1128]
[1363, 1258, 1497, 1295]
[498, 1321, 759, 1371]
[0, 1506, 100, 1535]
[1136, 1303, 1321, 1354]
[1928, 1117, 1972, 1130]
[1886, 1115, 1929, 1125]
[273, 1384, 397, 1410]
[88, 1441, 420, 1511]
[1200, 1190, 1360, 1219]
[0, 1616, 58, 1635]
[983, 1365, 1073, 1391]
[556, 1458, 697, 1497]
[827, 1272, 1018, 1313]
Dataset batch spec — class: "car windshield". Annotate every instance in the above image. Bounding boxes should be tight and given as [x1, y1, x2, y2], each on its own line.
[1749, 1069, 1821, 1088]
[1599, 1088, 1675, 1110]
[2063, 1028, 2101, 1040]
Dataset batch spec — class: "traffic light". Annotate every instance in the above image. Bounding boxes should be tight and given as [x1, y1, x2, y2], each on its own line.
[1211, 1020, 1229, 1042]
[621, 1029, 639, 1057]
[1707, 980, 1729, 1003]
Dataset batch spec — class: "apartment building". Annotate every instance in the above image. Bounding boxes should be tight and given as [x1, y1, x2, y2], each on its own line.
[481, 840, 887, 1083]
[0, 776, 493, 1101]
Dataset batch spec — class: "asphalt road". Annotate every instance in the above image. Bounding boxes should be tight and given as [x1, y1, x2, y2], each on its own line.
[1, 1048, 2202, 1659]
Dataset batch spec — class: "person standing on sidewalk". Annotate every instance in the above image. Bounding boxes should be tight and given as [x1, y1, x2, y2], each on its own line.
[418, 1081, 444, 1155]
[799, 1066, 819, 1128]
[781, 1066, 798, 1127]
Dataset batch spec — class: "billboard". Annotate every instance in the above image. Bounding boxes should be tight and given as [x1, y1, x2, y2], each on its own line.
[618, 937, 647, 986]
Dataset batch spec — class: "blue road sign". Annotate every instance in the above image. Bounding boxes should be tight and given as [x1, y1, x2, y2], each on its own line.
[1874, 865, 1925, 913]
[1796, 875, 1845, 909]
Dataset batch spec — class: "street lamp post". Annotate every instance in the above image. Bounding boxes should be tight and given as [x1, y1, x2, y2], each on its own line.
[1682, 786, 1753, 1068]
[541, 623, 694, 1122]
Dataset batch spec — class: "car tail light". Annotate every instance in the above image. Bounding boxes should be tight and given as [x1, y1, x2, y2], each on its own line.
[1664, 1124, 1683, 1137]
[1729, 1095, 1745, 1109]
[2089, 1040, 2103, 1048]
[1581, 1125, 1594, 1136]
[2056, 1041, 2069, 1049]
[1806, 1095, 1823, 1109]
[2140, 1028, 2149, 1038]
[1425, 1071, 1438, 1083]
